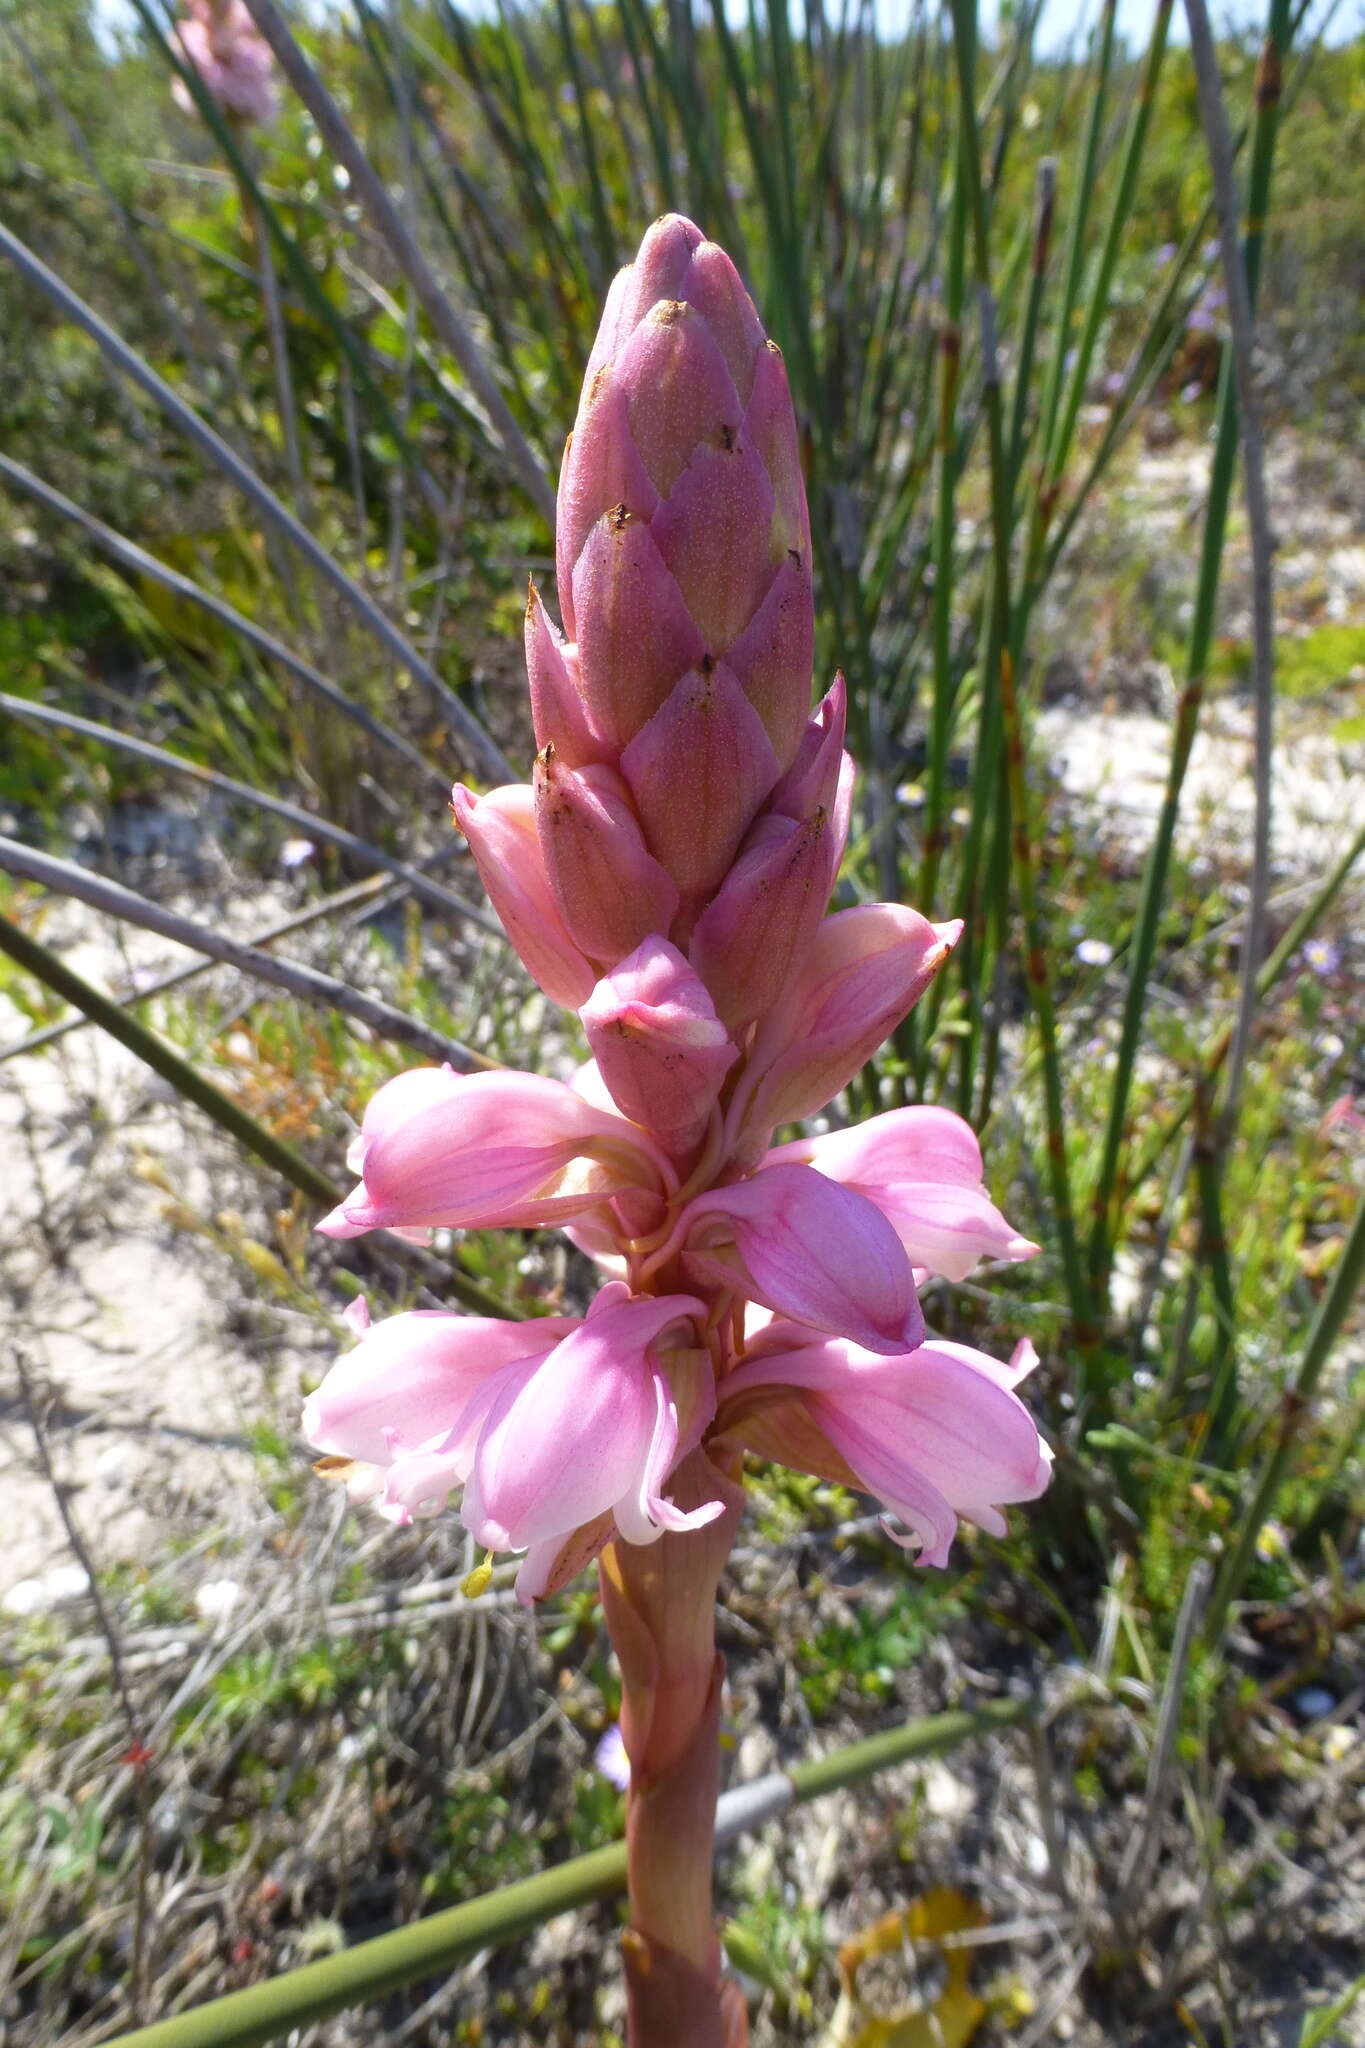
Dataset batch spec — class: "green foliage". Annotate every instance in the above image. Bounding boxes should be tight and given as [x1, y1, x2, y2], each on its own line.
[799, 1578, 969, 1716]
[1299, 1975, 1365, 2048]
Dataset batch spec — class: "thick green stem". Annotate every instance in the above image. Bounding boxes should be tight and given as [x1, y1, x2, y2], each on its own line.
[598, 1450, 747, 2048]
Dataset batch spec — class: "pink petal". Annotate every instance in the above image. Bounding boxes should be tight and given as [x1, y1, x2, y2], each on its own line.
[765, 675, 847, 825]
[724, 550, 816, 773]
[768, 1106, 1038, 1281]
[615, 213, 705, 338]
[620, 660, 780, 912]
[315, 1066, 666, 1239]
[570, 509, 705, 749]
[681, 1163, 923, 1354]
[688, 810, 835, 1030]
[452, 781, 595, 1008]
[515, 1511, 618, 1606]
[302, 1309, 571, 1465]
[736, 907, 959, 1147]
[556, 366, 660, 623]
[679, 237, 766, 404]
[616, 298, 744, 497]
[742, 334, 810, 563]
[460, 1293, 709, 1554]
[524, 584, 607, 767]
[651, 437, 775, 652]
[722, 1333, 1052, 1563]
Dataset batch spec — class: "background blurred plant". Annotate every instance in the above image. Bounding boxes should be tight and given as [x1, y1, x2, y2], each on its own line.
[0, 0, 1361, 2039]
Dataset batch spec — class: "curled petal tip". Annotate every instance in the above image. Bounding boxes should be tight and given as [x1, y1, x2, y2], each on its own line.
[315, 1200, 372, 1240]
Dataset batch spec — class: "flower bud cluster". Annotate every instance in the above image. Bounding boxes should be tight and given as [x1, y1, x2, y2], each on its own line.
[305, 217, 1049, 1601]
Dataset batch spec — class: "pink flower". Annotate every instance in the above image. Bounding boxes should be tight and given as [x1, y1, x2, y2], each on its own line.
[679, 1163, 923, 1355]
[452, 782, 594, 1008]
[766, 1106, 1039, 1282]
[580, 937, 738, 1151]
[305, 215, 1049, 1616]
[316, 1066, 672, 1240]
[303, 1287, 722, 1603]
[303, 1306, 577, 1519]
[461, 1286, 723, 1599]
[719, 1326, 1052, 1565]
[733, 906, 960, 1155]
[172, 0, 278, 126]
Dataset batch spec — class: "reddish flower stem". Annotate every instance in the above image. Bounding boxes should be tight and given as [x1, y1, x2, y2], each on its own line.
[599, 1449, 748, 2048]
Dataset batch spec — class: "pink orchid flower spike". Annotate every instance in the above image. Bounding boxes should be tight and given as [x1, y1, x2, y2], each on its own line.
[307, 212, 1049, 2048]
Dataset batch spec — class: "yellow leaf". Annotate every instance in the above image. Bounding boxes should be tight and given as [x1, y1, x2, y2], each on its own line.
[825, 1887, 988, 2048]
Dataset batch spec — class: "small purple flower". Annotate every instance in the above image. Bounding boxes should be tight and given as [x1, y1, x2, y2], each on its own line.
[1180, 379, 1204, 404]
[595, 1722, 631, 1790]
[1102, 370, 1125, 400]
[1153, 242, 1177, 267]
[1303, 937, 1342, 977]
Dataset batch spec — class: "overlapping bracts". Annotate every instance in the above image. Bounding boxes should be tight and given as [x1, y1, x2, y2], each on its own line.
[304, 216, 1050, 1597]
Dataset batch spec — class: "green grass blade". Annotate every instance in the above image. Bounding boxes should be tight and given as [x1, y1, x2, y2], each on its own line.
[0, 907, 340, 1209]
[0, 219, 512, 785]
[0, 697, 497, 937]
[1086, 0, 1294, 1299]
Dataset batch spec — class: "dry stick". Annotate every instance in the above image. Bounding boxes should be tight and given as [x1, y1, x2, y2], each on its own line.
[0, 694, 497, 935]
[0, 837, 491, 1072]
[241, 0, 556, 532]
[0, 867, 418, 1061]
[0, 456, 448, 795]
[1, 696, 497, 937]
[1182, 0, 1276, 1147]
[1115, 1557, 1213, 1927]
[11, 1344, 154, 2024]
[0, 223, 513, 786]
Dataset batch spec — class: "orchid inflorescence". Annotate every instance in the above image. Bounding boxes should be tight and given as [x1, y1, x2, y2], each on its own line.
[303, 214, 1050, 1608]
[172, 0, 278, 128]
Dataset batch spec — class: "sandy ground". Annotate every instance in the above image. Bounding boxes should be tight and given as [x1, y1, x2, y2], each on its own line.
[0, 902, 325, 1604]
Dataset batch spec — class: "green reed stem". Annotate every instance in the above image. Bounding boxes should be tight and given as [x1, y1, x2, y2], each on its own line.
[0, 908, 517, 1320]
[1030, 0, 1117, 490]
[0, 220, 512, 785]
[947, 0, 1092, 1349]
[1121, 819, 1365, 1209]
[1086, 0, 1293, 1304]
[0, 909, 340, 1208]
[102, 1699, 1032, 2048]
[0, 697, 495, 935]
[1044, 0, 1174, 492]
[0, 454, 447, 794]
[1189, 1074, 1240, 1463]
[1206, 1190, 1365, 1642]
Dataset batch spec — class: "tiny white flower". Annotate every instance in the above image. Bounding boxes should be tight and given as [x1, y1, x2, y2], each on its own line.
[195, 1577, 244, 1622]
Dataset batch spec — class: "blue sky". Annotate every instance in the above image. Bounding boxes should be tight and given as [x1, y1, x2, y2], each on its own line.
[94, 0, 1361, 62]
